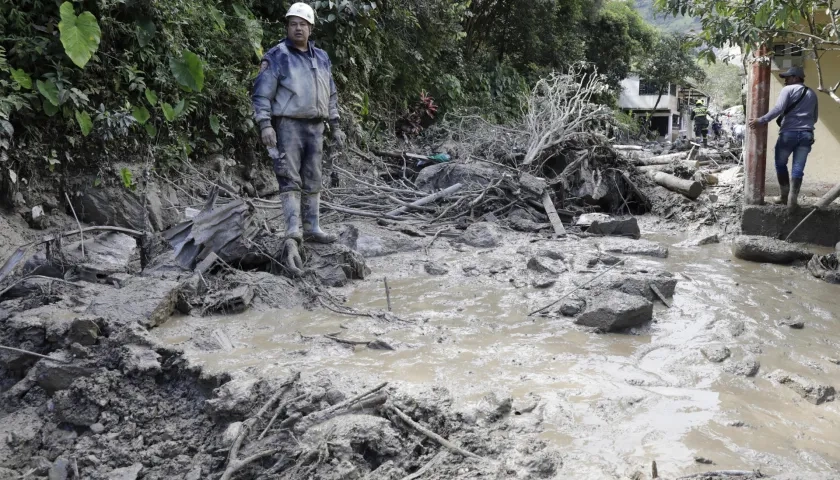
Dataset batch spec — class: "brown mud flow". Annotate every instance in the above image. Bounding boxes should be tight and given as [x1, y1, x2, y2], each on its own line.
[155, 227, 840, 479]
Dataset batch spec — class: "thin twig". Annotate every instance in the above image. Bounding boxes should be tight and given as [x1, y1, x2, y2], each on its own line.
[64, 192, 85, 258]
[0, 345, 70, 364]
[384, 277, 392, 312]
[400, 451, 446, 480]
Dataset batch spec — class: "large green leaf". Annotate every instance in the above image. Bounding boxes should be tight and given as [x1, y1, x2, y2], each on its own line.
[132, 105, 150, 125]
[209, 6, 226, 32]
[209, 115, 221, 134]
[169, 50, 205, 92]
[36, 79, 60, 106]
[145, 123, 157, 137]
[234, 5, 264, 59]
[42, 99, 59, 117]
[161, 102, 176, 122]
[75, 110, 93, 136]
[136, 18, 156, 47]
[173, 99, 185, 117]
[144, 89, 158, 106]
[58, 2, 101, 69]
[10, 69, 32, 89]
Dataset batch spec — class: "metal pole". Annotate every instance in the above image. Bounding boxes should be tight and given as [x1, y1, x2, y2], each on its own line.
[745, 45, 771, 205]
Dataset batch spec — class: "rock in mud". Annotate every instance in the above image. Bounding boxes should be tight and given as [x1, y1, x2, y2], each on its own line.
[62, 232, 139, 282]
[302, 414, 403, 464]
[206, 375, 260, 417]
[731, 235, 813, 264]
[592, 270, 677, 302]
[107, 463, 143, 480]
[307, 242, 369, 287]
[779, 319, 805, 329]
[338, 223, 422, 258]
[86, 277, 180, 328]
[415, 162, 501, 192]
[119, 344, 162, 375]
[701, 345, 731, 363]
[769, 370, 836, 405]
[48, 457, 70, 480]
[527, 256, 565, 275]
[53, 389, 101, 426]
[559, 299, 584, 317]
[585, 216, 641, 239]
[575, 291, 654, 331]
[725, 357, 761, 377]
[676, 233, 720, 247]
[35, 361, 96, 393]
[457, 222, 502, 248]
[531, 277, 556, 289]
[807, 253, 840, 284]
[597, 237, 669, 258]
[68, 316, 102, 346]
[424, 262, 449, 276]
[203, 285, 254, 315]
[68, 181, 147, 231]
[508, 208, 549, 232]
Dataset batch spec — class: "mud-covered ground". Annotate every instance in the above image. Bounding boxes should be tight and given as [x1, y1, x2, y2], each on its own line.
[1, 157, 837, 480]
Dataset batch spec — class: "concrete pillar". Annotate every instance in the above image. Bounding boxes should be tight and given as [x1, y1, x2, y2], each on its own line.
[745, 45, 771, 205]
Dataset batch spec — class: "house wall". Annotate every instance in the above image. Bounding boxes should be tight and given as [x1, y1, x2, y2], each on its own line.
[618, 76, 678, 112]
[763, 52, 840, 196]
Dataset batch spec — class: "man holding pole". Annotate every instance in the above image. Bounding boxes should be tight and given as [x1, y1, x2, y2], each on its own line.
[252, 2, 345, 244]
[748, 66, 818, 208]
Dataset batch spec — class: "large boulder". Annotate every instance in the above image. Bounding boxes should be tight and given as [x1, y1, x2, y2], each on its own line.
[62, 232, 139, 282]
[86, 277, 181, 328]
[577, 214, 640, 239]
[575, 290, 653, 331]
[68, 181, 146, 231]
[457, 222, 503, 248]
[731, 235, 813, 264]
[415, 162, 501, 192]
[337, 223, 422, 258]
[591, 270, 678, 302]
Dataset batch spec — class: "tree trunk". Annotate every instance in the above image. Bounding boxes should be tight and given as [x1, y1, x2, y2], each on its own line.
[648, 171, 703, 200]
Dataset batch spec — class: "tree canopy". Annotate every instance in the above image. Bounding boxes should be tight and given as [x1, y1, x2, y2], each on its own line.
[635, 33, 707, 109]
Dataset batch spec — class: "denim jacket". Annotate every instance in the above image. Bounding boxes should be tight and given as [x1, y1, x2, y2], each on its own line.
[252, 39, 339, 130]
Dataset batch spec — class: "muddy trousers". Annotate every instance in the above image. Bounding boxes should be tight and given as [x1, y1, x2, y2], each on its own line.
[774, 130, 814, 180]
[270, 117, 325, 194]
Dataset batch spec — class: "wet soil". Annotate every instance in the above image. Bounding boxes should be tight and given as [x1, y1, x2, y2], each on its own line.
[154, 221, 840, 479]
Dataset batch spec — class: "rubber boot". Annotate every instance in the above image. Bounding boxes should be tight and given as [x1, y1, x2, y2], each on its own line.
[302, 193, 337, 244]
[280, 191, 303, 242]
[788, 177, 802, 209]
[774, 172, 790, 205]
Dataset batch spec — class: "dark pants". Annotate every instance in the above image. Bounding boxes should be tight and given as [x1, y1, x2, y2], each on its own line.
[775, 130, 814, 179]
[271, 117, 325, 194]
[694, 121, 708, 138]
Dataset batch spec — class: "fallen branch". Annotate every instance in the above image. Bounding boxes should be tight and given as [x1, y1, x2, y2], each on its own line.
[384, 277, 392, 311]
[677, 471, 762, 479]
[650, 284, 671, 308]
[64, 192, 85, 258]
[386, 183, 463, 217]
[388, 404, 487, 461]
[0, 345, 70, 364]
[295, 382, 389, 433]
[259, 393, 307, 440]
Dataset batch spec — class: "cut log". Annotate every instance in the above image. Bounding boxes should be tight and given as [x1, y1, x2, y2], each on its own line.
[637, 160, 701, 173]
[634, 152, 687, 165]
[613, 145, 644, 151]
[649, 171, 703, 200]
[541, 192, 566, 236]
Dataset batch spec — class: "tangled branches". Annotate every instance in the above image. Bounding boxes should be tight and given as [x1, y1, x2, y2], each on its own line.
[521, 64, 613, 167]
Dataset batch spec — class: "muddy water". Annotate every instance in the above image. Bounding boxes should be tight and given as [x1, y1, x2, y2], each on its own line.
[154, 233, 840, 478]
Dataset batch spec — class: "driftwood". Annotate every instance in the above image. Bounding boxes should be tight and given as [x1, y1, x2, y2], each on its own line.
[633, 152, 688, 165]
[385, 183, 463, 217]
[388, 404, 488, 461]
[295, 382, 389, 433]
[0, 345, 70, 364]
[649, 171, 703, 200]
[637, 160, 702, 173]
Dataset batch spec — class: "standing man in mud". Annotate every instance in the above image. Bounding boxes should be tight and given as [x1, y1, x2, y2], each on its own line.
[691, 99, 709, 147]
[252, 2, 345, 244]
[749, 66, 818, 208]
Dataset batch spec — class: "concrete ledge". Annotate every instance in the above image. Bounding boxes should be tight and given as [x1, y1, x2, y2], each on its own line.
[741, 204, 840, 247]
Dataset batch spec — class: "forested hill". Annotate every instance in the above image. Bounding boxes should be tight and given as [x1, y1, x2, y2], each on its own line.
[634, 0, 700, 32]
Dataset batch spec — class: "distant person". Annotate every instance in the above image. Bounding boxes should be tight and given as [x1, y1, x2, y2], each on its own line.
[711, 115, 722, 140]
[252, 2, 346, 244]
[748, 66, 818, 208]
[691, 99, 709, 146]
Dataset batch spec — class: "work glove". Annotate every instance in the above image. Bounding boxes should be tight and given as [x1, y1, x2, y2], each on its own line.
[330, 121, 346, 149]
[261, 126, 277, 148]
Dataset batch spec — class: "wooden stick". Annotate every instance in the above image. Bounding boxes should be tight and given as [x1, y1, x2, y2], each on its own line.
[677, 471, 759, 479]
[388, 405, 486, 461]
[295, 382, 389, 433]
[384, 277, 392, 312]
[400, 451, 446, 480]
[541, 192, 566, 236]
[322, 202, 408, 221]
[529, 258, 626, 315]
[650, 285, 671, 308]
[0, 345, 70, 364]
[386, 183, 463, 217]
[259, 393, 306, 440]
[64, 192, 85, 258]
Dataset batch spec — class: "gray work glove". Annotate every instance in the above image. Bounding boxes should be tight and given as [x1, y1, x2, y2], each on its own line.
[261, 126, 277, 147]
[330, 121, 346, 149]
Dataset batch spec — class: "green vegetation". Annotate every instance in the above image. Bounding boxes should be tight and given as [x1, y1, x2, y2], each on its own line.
[0, 0, 690, 188]
[696, 61, 743, 111]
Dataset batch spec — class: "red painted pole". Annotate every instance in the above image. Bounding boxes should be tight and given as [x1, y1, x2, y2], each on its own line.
[745, 45, 771, 205]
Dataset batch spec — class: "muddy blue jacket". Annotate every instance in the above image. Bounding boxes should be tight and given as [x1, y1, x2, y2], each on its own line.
[252, 39, 339, 130]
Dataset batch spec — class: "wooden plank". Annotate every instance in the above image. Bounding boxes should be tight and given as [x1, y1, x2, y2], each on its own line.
[541, 192, 566, 236]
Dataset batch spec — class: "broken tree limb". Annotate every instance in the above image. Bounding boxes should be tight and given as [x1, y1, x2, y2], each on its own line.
[636, 160, 704, 173]
[541, 192, 566, 236]
[386, 183, 463, 217]
[633, 152, 688, 165]
[64, 192, 85, 258]
[649, 171, 703, 200]
[295, 382, 389, 433]
[388, 404, 487, 461]
[0, 345, 70, 364]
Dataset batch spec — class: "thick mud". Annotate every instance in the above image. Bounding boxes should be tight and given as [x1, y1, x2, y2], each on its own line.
[155, 223, 840, 479]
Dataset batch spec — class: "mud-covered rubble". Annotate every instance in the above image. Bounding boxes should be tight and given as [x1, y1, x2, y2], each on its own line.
[731, 235, 814, 264]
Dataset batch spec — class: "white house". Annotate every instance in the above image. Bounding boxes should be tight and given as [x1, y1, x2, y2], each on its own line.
[618, 75, 709, 141]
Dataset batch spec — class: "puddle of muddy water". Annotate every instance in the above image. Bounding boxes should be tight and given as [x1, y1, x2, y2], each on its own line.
[154, 230, 840, 478]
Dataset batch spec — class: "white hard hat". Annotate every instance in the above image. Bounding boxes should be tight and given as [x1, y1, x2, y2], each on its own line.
[286, 3, 315, 25]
